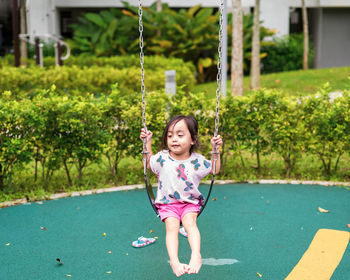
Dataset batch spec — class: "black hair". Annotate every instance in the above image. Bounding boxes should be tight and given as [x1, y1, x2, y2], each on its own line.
[161, 115, 199, 154]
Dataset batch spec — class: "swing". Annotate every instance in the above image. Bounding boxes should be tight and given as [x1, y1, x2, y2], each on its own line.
[139, 0, 224, 218]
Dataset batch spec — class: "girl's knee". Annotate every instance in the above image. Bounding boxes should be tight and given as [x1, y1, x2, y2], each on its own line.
[165, 217, 180, 232]
[182, 213, 198, 229]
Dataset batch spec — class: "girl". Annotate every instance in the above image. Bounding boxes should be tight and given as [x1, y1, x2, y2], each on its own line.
[140, 115, 222, 277]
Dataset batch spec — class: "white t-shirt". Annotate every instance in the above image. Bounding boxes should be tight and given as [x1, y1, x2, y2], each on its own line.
[150, 150, 212, 205]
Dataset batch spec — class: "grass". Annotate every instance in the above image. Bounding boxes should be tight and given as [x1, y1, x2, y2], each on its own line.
[193, 66, 350, 98]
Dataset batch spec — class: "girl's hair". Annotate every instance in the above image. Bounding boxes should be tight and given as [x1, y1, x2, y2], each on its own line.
[161, 115, 200, 154]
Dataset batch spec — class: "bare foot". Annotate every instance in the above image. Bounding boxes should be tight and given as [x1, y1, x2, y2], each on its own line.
[170, 261, 187, 277]
[187, 253, 202, 274]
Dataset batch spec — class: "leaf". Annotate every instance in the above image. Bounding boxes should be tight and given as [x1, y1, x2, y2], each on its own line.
[149, 229, 154, 233]
[187, 5, 202, 18]
[318, 206, 330, 213]
[85, 13, 107, 28]
[198, 57, 212, 68]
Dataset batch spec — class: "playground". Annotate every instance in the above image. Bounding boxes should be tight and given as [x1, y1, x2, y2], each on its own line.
[1, 182, 349, 279]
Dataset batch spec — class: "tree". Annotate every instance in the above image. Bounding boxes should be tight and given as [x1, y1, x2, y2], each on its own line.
[156, 0, 162, 36]
[19, 0, 27, 66]
[250, 0, 260, 89]
[156, 0, 162, 12]
[301, 0, 309, 70]
[231, 0, 243, 96]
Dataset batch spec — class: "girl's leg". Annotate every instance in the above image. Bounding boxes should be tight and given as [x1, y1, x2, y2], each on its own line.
[164, 217, 187, 277]
[182, 212, 202, 274]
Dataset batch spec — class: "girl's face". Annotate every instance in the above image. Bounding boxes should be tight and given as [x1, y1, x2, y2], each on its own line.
[167, 120, 194, 160]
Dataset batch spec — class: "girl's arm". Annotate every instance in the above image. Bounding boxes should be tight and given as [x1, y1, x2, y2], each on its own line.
[140, 128, 153, 170]
[210, 135, 223, 175]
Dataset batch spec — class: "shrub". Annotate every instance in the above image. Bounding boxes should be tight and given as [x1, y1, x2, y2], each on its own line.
[0, 57, 195, 98]
[261, 34, 314, 74]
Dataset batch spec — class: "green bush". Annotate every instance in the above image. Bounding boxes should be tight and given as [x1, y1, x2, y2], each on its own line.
[1, 87, 350, 194]
[0, 57, 195, 98]
[69, 4, 275, 82]
[261, 34, 314, 74]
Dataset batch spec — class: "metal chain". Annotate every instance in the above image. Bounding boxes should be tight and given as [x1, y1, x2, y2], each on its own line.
[211, 0, 224, 175]
[215, 0, 224, 138]
[139, 0, 148, 175]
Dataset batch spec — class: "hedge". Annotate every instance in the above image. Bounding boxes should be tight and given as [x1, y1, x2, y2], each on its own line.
[1, 86, 350, 191]
[0, 54, 196, 73]
[0, 55, 196, 98]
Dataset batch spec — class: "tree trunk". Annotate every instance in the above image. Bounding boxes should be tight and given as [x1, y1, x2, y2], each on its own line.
[302, 0, 309, 70]
[19, 0, 27, 66]
[156, 0, 162, 12]
[256, 137, 261, 174]
[0, 164, 3, 190]
[63, 158, 72, 186]
[156, 0, 162, 37]
[231, 0, 244, 96]
[250, 0, 260, 89]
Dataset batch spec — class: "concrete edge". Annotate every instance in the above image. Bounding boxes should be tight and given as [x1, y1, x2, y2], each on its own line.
[1, 180, 350, 208]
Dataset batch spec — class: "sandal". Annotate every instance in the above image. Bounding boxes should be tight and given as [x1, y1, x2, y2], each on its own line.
[132, 236, 156, 248]
[179, 227, 188, 237]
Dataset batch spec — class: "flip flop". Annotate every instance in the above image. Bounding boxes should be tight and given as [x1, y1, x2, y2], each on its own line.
[132, 236, 156, 248]
[179, 227, 188, 237]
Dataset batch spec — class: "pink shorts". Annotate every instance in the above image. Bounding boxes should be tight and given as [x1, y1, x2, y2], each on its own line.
[157, 202, 200, 222]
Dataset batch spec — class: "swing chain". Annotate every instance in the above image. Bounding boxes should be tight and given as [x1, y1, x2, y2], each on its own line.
[211, 0, 224, 175]
[139, 0, 148, 175]
[215, 0, 224, 139]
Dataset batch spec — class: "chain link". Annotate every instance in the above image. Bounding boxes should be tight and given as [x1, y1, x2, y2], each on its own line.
[215, 0, 224, 139]
[139, 0, 148, 175]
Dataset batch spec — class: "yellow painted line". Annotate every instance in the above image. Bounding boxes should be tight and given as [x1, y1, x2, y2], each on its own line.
[285, 229, 350, 280]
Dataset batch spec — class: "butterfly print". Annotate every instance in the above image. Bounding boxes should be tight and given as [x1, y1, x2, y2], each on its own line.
[176, 164, 187, 181]
[191, 158, 200, 170]
[157, 155, 165, 167]
[204, 160, 211, 169]
[169, 191, 181, 200]
[160, 196, 169, 204]
[184, 181, 193, 191]
[188, 194, 195, 201]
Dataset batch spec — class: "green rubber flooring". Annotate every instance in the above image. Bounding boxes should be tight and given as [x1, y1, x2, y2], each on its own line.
[0, 183, 349, 280]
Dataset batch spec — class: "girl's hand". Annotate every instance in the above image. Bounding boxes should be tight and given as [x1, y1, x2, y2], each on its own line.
[140, 128, 153, 142]
[211, 135, 223, 152]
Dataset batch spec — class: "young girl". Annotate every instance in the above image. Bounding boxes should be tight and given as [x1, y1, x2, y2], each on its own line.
[140, 115, 222, 277]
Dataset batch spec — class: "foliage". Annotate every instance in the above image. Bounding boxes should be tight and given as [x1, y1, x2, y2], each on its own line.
[69, 4, 275, 82]
[1, 86, 350, 193]
[0, 57, 195, 98]
[302, 84, 350, 177]
[261, 34, 315, 74]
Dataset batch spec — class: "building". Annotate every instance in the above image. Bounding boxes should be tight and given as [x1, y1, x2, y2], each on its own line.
[5, 0, 350, 68]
